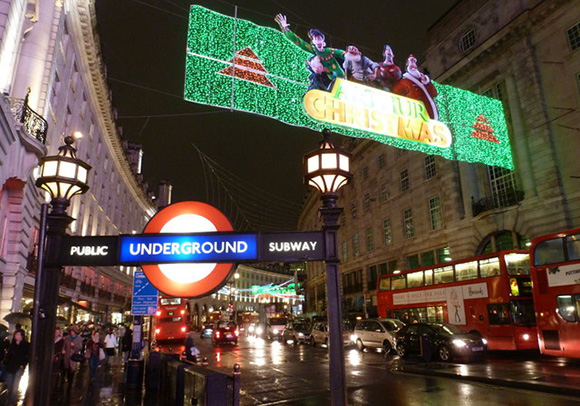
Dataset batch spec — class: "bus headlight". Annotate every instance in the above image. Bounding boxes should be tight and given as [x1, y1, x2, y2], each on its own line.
[522, 334, 530, 341]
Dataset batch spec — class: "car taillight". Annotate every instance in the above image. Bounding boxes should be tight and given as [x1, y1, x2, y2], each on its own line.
[181, 326, 186, 333]
[215, 331, 220, 338]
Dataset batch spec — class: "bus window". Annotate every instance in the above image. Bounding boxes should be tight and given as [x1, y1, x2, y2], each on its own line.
[510, 299, 536, 326]
[487, 303, 511, 325]
[407, 271, 424, 288]
[534, 238, 565, 266]
[556, 294, 580, 322]
[424, 269, 433, 286]
[455, 261, 477, 281]
[433, 266, 453, 285]
[566, 234, 580, 261]
[504, 253, 530, 275]
[378, 277, 391, 292]
[160, 297, 182, 306]
[391, 274, 406, 290]
[480, 257, 501, 278]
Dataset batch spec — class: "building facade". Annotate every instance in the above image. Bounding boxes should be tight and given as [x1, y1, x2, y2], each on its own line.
[299, 0, 580, 318]
[0, 0, 156, 325]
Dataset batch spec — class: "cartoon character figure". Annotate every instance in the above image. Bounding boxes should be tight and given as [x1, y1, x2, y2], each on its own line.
[392, 54, 439, 119]
[343, 45, 378, 84]
[374, 45, 402, 92]
[275, 14, 356, 91]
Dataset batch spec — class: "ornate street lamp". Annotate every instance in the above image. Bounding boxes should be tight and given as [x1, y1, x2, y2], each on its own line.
[29, 134, 91, 406]
[303, 129, 352, 406]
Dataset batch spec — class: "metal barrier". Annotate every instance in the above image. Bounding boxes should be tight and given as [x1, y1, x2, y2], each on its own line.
[153, 353, 240, 406]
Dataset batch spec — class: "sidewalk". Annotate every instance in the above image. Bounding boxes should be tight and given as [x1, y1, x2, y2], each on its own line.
[392, 354, 580, 398]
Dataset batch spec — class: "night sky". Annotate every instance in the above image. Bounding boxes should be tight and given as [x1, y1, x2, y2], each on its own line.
[95, 0, 457, 230]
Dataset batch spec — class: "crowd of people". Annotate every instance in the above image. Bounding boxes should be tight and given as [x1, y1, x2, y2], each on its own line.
[0, 321, 134, 404]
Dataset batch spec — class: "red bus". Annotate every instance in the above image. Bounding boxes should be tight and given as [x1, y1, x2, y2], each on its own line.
[530, 228, 580, 358]
[376, 250, 537, 351]
[153, 296, 190, 341]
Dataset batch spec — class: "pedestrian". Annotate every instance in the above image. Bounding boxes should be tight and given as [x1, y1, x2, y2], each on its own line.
[85, 330, 103, 381]
[51, 328, 65, 392]
[4, 330, 30, 404]
[184, 325, 199, 362]
[103, 328, 117, 366]
[62, 326, 83, 387]
[121, 325, 132, 362]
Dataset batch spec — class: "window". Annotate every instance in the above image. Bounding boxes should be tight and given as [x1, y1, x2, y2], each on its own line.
[424, 156, 436, 179]
[368, 265, 378, 291]
[378, 153, 385, 168]
[456, 261, 478, 281]
[353, 234, 360, 257]
[434, 266, 454, 284]
[383, 218, 392, 245]
[482, 82, 503, 101]
[351, 202, 358, 219]
[480, 257, 501, 278]
[403, 208, 414, 238]
[556, 294, 580, 322]
[407, 271, 424, 288]
[488, 166, 517, 208]
[379, 182, 389, 202]
[400, 169, 410, 192]
[458, 28, 477, 53]
[407, 254, 419, 268]
[429, 196, 442, 230]
[341, 241, 348, 262]
[362, 166, 369, 180]
[365, 226, 374, 251]
[363, 193, 371, 212]
[567, 22, 580, 51]
[488, 303, 511, 325]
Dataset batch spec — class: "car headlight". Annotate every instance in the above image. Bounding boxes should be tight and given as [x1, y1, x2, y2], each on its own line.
[452, 339, 467, 348]
[273, 329, 279, 335]
[256, 327, 263, 335]
[298, 332, 304, 337]
[481, 338, 488, 345]
[248, 325, 255, 333]
[350, 334, 357, 343]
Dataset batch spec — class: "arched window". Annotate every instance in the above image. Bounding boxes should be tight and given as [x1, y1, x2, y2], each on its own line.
[477, 230, 530, 255]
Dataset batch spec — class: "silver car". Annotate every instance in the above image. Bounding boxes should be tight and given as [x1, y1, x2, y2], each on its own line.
[353, 318, 404, 354]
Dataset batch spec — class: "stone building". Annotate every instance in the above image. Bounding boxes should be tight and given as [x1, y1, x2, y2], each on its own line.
[299, 0, 580, 317]
[0, 0, 156, 324]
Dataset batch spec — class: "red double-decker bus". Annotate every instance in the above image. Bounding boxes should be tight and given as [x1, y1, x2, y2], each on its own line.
[530, 228, 580, 358]
[376, 250, 537, 351]
[153, 296, 190, 341]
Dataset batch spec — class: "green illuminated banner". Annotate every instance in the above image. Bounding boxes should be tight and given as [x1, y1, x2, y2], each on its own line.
[185, 5, 513, 169]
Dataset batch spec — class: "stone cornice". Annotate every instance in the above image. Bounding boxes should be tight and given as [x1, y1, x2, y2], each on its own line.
[66, 0, 155, 217]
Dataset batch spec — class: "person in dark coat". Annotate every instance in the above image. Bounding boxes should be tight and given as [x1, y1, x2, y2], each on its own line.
[121, 325, 132, 362]
[5, 330, 30, 404]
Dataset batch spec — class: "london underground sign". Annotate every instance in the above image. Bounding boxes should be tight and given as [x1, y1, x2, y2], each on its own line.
[58, 201, 325, 298]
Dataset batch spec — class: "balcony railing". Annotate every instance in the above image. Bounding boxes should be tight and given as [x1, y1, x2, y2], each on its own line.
[472, 188, 524, 217]
[6, 90, 48, 144]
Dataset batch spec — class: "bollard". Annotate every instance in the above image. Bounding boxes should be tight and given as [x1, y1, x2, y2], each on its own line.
[126, 359, 145, 390]
[233, 364, 241, 406]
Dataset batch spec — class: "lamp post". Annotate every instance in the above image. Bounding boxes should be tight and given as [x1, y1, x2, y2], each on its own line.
[29, 135, 91, 406]
[303, 129, 352, 406]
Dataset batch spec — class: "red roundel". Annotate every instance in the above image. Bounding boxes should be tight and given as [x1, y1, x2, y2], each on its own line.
[141, 201, 234, 298]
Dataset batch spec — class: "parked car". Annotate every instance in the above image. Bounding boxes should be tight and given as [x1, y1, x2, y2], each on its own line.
[266, 317, 288, 341]
[200, 323, 214, 339]
[310, 320, 352, 347]
[282, 321, 311, 344]
[395, 322, 488, 362]
[353, 318, 405, 354]
[212, 321, 239, 346]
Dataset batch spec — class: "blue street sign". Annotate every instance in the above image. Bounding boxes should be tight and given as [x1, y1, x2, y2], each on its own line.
[119, 233, 258, 264]
[131, 270, 159, 315]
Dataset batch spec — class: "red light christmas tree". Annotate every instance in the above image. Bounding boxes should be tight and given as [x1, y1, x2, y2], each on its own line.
[470, 114, 500, 143]
[219, 47, 275, 88]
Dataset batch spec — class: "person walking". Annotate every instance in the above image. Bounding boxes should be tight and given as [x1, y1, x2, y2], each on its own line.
[121, 325, 132, 363]
[4, 330, 30, 404]
[85, 330, 103, 381]
[184, 325, 199, 362]
[51, 328, 65, 392]
[62, 326, 83, 387]
[103, 328, 117, 366]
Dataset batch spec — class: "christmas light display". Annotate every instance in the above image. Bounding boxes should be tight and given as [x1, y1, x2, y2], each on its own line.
[185, 5, 513, 169]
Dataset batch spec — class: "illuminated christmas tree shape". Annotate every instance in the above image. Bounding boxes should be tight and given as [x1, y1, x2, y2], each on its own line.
[219, 47, 275, 88]
[471, 114, 499, 143]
